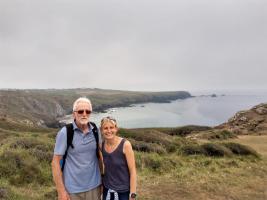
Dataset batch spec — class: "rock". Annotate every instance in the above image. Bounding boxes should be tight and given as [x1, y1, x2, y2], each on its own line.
[54, 102, 66, 117]
[211, 94, 217, 97]
[255, 107, 267, 115]
[239, 116, 248, 122]
[37, 120, 46, 127]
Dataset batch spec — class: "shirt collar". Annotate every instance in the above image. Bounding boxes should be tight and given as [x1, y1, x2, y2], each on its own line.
[72, 121, 93, 132]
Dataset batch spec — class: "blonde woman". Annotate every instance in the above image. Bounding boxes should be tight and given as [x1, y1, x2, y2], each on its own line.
[100, 117, 137, 200]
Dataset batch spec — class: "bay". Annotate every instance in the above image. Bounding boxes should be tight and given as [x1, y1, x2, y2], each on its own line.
[60, 94, 267, 128]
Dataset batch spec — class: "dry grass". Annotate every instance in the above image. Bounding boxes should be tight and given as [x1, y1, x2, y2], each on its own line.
[231, 135, 267, 157]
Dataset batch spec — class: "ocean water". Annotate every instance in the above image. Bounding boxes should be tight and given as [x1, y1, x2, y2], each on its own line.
[60, 94, 267, 128]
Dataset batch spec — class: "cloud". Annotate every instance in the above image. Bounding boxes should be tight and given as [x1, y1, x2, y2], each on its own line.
[0, 0, 266, 91]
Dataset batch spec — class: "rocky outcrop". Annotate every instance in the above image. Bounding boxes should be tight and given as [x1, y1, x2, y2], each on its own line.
[216, 103, 267, 135]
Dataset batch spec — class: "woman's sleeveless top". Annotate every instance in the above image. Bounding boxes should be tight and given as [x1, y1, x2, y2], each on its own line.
[102, 138, 130, 192]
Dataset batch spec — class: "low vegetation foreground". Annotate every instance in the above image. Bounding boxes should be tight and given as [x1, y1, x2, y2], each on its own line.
[0, 102, 267, 199]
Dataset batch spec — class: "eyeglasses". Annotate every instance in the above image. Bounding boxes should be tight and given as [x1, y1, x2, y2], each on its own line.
[74, 110, 92, 115]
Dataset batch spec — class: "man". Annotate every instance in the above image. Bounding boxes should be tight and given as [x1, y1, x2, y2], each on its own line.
[52, 97, 101, 200]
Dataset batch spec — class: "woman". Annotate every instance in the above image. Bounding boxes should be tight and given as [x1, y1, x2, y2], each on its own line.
[100, 116, 137, 200]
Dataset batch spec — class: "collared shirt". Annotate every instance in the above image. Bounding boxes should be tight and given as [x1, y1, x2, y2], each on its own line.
[54, 121, 101, 194]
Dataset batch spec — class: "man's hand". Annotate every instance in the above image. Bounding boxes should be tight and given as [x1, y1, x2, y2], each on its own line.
[58, 190, 70, 200]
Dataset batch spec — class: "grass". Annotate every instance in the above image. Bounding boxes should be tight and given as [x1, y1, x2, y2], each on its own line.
[137, 154, 267, 200]
[0, 124, 266, 200]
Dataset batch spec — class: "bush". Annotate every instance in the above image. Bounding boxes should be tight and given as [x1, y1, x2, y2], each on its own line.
[222, 142, 259, 157]
[30, 148, 53, 163]
[181, 144, 205, 155]
[199, 129, 237, 140]
[201, 143, 233, 157]
[0, 150, 49, 186]
[130, 139, 166, 154]
[135, 152, 177, 172]
[164, 125, 211, 136]
[9, 138, 54, 163]
[9, 137, 41, 149]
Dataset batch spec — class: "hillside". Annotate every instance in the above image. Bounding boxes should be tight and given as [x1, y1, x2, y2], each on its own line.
[0, 88, 191, 128]
[0, 100, 267, 199]
[0, 118, 266, 199]
[216, 103, 267, 135]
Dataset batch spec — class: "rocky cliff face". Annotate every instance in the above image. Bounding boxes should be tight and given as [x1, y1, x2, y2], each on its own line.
[216, 103, 267, 135]
[0, 89, 191, 128]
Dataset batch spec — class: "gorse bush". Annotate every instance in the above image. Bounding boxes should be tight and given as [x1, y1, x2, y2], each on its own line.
[222, 142, 259, 157]
[181, 145, 205, 155]
[181, 142, 259, 157]
[119, 129, 192, 154]
[201, 143, 233, 157]
[0, 150, 50, 186]
[9, 137, 54, 163]
[163, 125, 211, 136]
[131, 140, 166, 154]
[135, 152, 178, 173]
[199, 129, 237, 140]
[10, 137, 43, 149]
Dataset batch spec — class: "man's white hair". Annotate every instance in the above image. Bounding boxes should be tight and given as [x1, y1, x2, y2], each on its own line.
[73, 97, 92, 111]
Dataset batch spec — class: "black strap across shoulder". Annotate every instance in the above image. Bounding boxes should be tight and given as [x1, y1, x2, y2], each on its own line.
[60, 122, 99, 172]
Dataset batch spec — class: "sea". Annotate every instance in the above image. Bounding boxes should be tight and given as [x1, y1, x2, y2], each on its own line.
[59, 91, 267, 128]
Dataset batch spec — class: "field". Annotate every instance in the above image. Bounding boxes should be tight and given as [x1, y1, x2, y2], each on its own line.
[137, 135, 267, 200]
[0, 124, 266, 200]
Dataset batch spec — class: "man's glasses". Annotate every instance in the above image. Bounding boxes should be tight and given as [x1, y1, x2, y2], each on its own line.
[74, 110, 92, 115]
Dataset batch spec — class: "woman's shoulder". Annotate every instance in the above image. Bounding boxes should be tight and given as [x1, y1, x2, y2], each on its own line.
[122, 138, 133, 153]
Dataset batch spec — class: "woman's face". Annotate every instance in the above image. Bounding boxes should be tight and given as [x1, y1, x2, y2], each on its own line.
[101, 121, 118, 140]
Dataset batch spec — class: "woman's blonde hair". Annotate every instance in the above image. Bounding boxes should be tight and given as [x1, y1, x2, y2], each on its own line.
[100, 116, 117, 128]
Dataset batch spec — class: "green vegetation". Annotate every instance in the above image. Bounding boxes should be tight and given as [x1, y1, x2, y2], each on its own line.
[199, 129, 237, 140]
[0, 89, 191, 128]
[0, 121, 266, 200]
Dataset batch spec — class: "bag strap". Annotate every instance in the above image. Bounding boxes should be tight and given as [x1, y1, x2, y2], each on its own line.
[61, 123, 74, 171]
[61, 122, 100, 172]
[89, 121, 100, 159]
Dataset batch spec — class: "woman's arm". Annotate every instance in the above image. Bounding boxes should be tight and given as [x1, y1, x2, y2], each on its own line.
[124, 140, 137, 199]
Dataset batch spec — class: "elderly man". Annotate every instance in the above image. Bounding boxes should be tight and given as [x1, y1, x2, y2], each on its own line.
[52, 97, 101, 200]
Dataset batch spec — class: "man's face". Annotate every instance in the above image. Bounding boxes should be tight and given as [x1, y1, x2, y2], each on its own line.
[73, 101, 92, 127]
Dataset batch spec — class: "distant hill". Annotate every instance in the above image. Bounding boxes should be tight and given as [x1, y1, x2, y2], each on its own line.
[216, 103, 267, 135]
[0, 88, 191, 128]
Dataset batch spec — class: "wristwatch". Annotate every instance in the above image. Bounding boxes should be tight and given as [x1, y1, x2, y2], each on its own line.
[130, 193, 137, 199]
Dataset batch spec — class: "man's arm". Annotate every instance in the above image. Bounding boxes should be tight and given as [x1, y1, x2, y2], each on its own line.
[51, 155, 70, 200]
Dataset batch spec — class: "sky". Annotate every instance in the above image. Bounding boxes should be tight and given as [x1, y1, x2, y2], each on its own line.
[0, 0, 267, 92]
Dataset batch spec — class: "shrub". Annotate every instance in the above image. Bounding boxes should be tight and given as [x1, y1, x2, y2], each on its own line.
[9, 137, 41, 149]
[30, 148, 53, 163]
[142, 154, 163, 171]
[181, 144, 205, 155]
[199, 129, 237, 140]
[165, 125, 211, 136]
[131, 140, 166, 154]
[201, 143, 233, 157]
[222, 142, 259, 157]
[0, 150, 49, 186]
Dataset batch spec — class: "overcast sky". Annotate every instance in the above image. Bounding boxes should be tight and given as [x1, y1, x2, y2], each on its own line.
[0, 0, 266, 92]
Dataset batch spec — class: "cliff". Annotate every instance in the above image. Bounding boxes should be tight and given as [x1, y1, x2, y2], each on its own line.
[216, 103, 267, 135]
[0, 88, 191, 127]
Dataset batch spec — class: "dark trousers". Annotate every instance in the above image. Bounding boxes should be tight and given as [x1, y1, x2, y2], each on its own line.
[102, 186, 129, 200]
